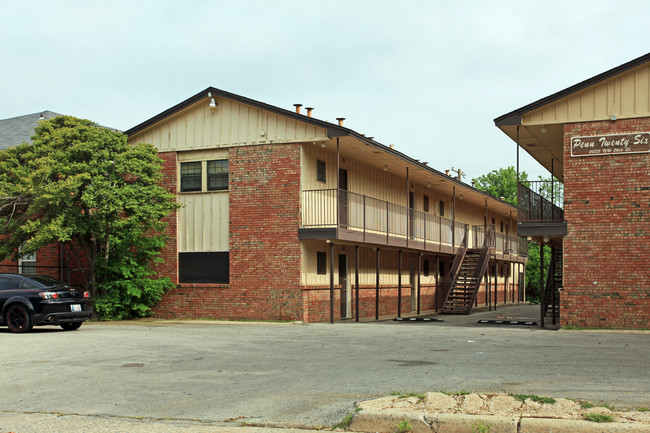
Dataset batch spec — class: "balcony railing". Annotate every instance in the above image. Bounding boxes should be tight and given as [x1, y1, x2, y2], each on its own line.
[518, 181, 564, 222]
[302, 189, 528, 258]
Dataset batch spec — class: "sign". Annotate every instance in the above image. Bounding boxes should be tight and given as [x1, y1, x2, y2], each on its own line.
[570, 132, 650, 157]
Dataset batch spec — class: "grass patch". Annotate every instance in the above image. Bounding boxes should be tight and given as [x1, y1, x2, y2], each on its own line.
[439, 389, 472, 396]
[391, 392, 426, 402]
[510, 394, 556, 404]
[471, 419, 492, 433]
[638, 407, 649, 412]
[396, 419, 412, 433]
[331, 407, 362, 429]
[579, 400, 595, 409]
[584, 413, 614, 423]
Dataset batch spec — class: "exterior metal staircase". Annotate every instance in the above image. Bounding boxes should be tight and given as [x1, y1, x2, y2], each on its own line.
[441, 227, 495, 315]
[544, 248, 563, 320]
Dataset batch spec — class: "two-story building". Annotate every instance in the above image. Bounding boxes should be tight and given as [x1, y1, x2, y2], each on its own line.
[495, 52, 650, 329]
[126, 88, 528, 322]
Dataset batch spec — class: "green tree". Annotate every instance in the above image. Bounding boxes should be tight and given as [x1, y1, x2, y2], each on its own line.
[472, 166, 528, 206]
[0, 116, 180, 319]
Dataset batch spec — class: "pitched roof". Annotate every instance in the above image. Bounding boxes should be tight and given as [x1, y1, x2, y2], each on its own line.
[125, 87, 350, 139]
[494, 52, 650, 127]
[0, 111, 64, 150]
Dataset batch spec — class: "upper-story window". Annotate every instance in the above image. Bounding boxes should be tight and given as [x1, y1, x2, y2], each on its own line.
[207, 159, 229, 191]
[439, 200, 445, 217]
[180, 159, 229, 192]
[316, 160, 326, 182]
[180, 162, 202, 192]
[423, 195, 430, 213]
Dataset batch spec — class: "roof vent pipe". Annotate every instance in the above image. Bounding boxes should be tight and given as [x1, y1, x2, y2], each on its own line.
[294, 104, 302, 114]
[336, 117, 345, 126]
[306, 107, 314, 117]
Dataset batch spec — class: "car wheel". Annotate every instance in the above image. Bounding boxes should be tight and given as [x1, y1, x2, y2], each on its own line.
[6, 304, 33, 333]
[60, 322, 82, 331]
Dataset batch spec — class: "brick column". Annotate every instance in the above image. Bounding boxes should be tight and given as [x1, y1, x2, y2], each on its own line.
[563, 120, 650, 329]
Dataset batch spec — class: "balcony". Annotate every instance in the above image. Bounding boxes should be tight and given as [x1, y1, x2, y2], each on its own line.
[299, 189, 528, 260]
[517, 181, 567, 242]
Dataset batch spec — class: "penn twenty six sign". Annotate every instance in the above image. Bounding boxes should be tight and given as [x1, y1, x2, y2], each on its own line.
[571, 132, 650, 157]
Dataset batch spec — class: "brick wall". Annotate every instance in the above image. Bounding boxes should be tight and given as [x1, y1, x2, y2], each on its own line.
[152, 151, 179, 285]
[228, 143, 303, 321]
[563, 119, 650, 329]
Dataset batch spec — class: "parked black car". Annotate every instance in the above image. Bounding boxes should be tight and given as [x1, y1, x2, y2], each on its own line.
[0, 274, 92, 333]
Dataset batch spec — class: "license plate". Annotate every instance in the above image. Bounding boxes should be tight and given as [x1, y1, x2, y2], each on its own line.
[71, 304, 82, 312]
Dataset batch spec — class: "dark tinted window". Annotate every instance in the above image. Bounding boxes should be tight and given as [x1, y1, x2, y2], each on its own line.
[180, 162, 202, 192]
[179, 252, 229, 284]
[207, 160, 228, 191]
[317, 160, 326, 182]
[317, 251, 327, 275]
[0, 277, 18, 290]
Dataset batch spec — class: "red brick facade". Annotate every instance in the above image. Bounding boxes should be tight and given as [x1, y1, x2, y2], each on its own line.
[228, 143, 304, 321]
[562, 119, 650, 328]
[153, 143, 305, 321]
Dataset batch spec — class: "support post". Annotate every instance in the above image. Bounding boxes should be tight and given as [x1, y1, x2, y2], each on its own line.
[494, 257, 499, 311]
[435, 255, 440, 311]
[355, 245, 360, 323]
[539, 242, 546, 328]
[375, 248, 380, 321]
[417, 253, 421, 316]
[329, 242, 335, 324]
[398, 250, 402, 318]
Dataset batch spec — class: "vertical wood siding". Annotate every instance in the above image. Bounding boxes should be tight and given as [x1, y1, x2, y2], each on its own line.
[129, 97, 328, 151]
[524, 63, 650, 124]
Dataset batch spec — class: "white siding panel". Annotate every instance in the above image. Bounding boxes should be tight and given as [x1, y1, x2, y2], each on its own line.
[178, 193, 229, 252]
[129, 97, 328, 151]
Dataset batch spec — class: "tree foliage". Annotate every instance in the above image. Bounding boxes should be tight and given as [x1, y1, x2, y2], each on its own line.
[0, 116, 180, 319]
[471, 166, 528, 206]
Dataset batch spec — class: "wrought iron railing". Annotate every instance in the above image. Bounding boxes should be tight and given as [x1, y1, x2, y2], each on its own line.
[302, 189, 528, 257]
[518, 181, 564, 222]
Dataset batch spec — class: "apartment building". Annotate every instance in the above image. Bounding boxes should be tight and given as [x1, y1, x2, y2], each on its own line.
[495, 52, 650, 329]
[126, 88, 528, 322]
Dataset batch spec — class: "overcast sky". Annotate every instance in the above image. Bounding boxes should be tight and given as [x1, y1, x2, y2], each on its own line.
[2, 0, 649, 181]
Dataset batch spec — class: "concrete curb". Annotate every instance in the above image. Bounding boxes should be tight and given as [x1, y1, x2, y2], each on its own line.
[348, 410, 650, 433]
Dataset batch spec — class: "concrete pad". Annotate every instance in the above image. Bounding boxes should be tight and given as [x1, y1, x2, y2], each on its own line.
[349, 411, 518, 433]
[520, 417, 650, 432]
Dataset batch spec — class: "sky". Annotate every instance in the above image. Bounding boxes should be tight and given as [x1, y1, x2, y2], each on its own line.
[2, 0, 649, 182]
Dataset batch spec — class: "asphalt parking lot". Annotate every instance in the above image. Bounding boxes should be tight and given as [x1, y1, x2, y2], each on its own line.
[1, 304, 649, 432]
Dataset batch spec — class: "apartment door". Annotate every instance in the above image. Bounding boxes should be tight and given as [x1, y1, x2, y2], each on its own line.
[338, 169, 348, 229]
[409, 259, 417, 311]
[338, 254, 349, 319]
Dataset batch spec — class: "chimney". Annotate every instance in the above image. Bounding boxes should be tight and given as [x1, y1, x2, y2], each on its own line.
[457, 169, 462, 181]
[293, 104, 302, 114]
[445, 170, 450, 176]
[306, 107, 314, 117]
[336, 117, 345, 126]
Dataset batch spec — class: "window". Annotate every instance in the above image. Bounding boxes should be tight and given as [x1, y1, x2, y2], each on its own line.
[423, 195, 430, 213]
[439, 200, 445, 217]
[317, 160, 326, 182]
[207, 159, 228, 191]
[317, 251, 327, 275]
[423, 259, 430, 277]
[180, 162, 202, 192]
[500, 221, 504, 233]
[19, 247, 36, 275]
[179, 252, 229, 283]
